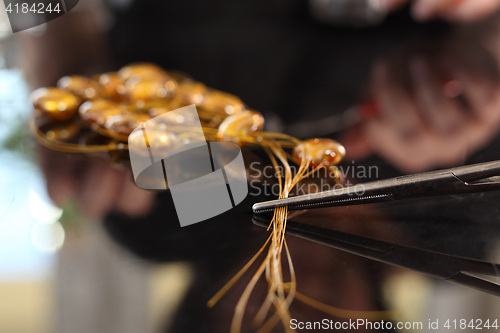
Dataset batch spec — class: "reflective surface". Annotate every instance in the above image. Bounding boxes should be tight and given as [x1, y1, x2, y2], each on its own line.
[3, 2, 500, 333]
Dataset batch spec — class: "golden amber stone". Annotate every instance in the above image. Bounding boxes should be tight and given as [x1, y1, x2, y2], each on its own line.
[148, 102, 189, 119]
[44, 122, 80, 141]
[293, 138, 346, 167]
[218, 110, 264, 139]
[125, 78, 169, 102]
[202, 90, 245, 116]
[149, 105, 175, 118]
[128, 128, 178, 156]
[57, 75, 101, 101]
[79, 99, 125, 126]
[95, 72, 127, 102]
[31, 87, 80, 121]
[173, 81, 207, 105]
[162, 79, 179, 99]
[104, 113, 151, 136]
[125, 100, 160, 112]
[118, 63, 170, 82]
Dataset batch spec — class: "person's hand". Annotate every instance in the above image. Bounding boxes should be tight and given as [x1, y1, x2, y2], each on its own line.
[38, 146, 154, 218]
[381, 0, 500, 22]
[342, 43, 500, 173]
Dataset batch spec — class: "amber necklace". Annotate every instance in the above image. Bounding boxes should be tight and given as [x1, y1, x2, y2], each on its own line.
[30, 63, 392, 333]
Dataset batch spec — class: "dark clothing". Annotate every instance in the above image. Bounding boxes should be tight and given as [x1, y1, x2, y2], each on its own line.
[108, 0, 446, 124]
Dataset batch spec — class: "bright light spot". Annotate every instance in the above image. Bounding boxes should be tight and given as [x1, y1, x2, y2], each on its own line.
[84, 88, 95, 98]
[225, 105, 235, 115]
[192, 94, 203, 104]
[29, 189, 62, 224]
[57, 102, 67, 111]
[157, 88, 167, 98]
[31, 221, 65, 253]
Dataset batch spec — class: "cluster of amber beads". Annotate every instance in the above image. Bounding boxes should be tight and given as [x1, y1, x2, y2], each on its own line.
[31, 62, 346, 173]
[31, 63, 262, 142]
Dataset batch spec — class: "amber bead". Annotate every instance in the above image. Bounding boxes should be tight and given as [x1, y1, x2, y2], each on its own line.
[293, 139, 346, 167]
[202, 90, 245, 116]
[79, 99, 125, 126]
[43, 122, 80, 141]
[149, 105, 175, 118]
[151, 109, 201, 128]
[118, 63, 170, 82]
[104, 114, 151, 136]
[57, 75, 101, 101]
[95, 72, 127, 102]
[125, 78, 169, 102]
[31, 87, 80, 121]
[161, 79, 179, 99]
[174, 81, 207, 105]
[128, 127, 177, 156]
[125, 100, 178, 115]
[218, 110, 264, 139]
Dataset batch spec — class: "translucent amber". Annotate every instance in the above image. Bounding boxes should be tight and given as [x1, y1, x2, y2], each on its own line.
[293, 138, 346, 167]
[218, 110, 264, 139]
[79, 99, 124, 126]
[174, 81, 207, 105]
[31, 87, 80, 121]
[202, 90, 245, 116]
[125, 100, 179, 115]
[128, 128, 177, 156]
[161, 79, 178, 99]
[125, 78, 168, 102]
[44, 122, 80, 141]
[118, 63, 170, 82]
[151, 109, 200, 127]
[104, 114, 151, 136]
[95, 72, 127, 102]
[149, 105, 175, 118]
[57, 75, 101, 101]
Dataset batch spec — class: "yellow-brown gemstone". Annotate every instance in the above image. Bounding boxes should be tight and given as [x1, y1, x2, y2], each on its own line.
[118, 63, 169, 82]
[293, 138, 346, 167]
[149, 105, 175, 118]
[104, 113, 151, 136]
[217, 110, 264, 139]
[79, 99, 125, 126]
[57, 75, 101, 101]
[31, 87, 80, 121]
[95, 72, 127, 102]
[125, 78, 169, 102]
[202, 90, 245, 116]
[44, 122, 80, 141]
[173, 81, 207, 105]
[128, 127, 177, 156]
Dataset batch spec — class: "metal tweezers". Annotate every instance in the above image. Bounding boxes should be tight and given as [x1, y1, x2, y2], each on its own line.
[252, 160, 500, 214]
[252, 215, 500, 297]
[252, 160, 500, 296]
